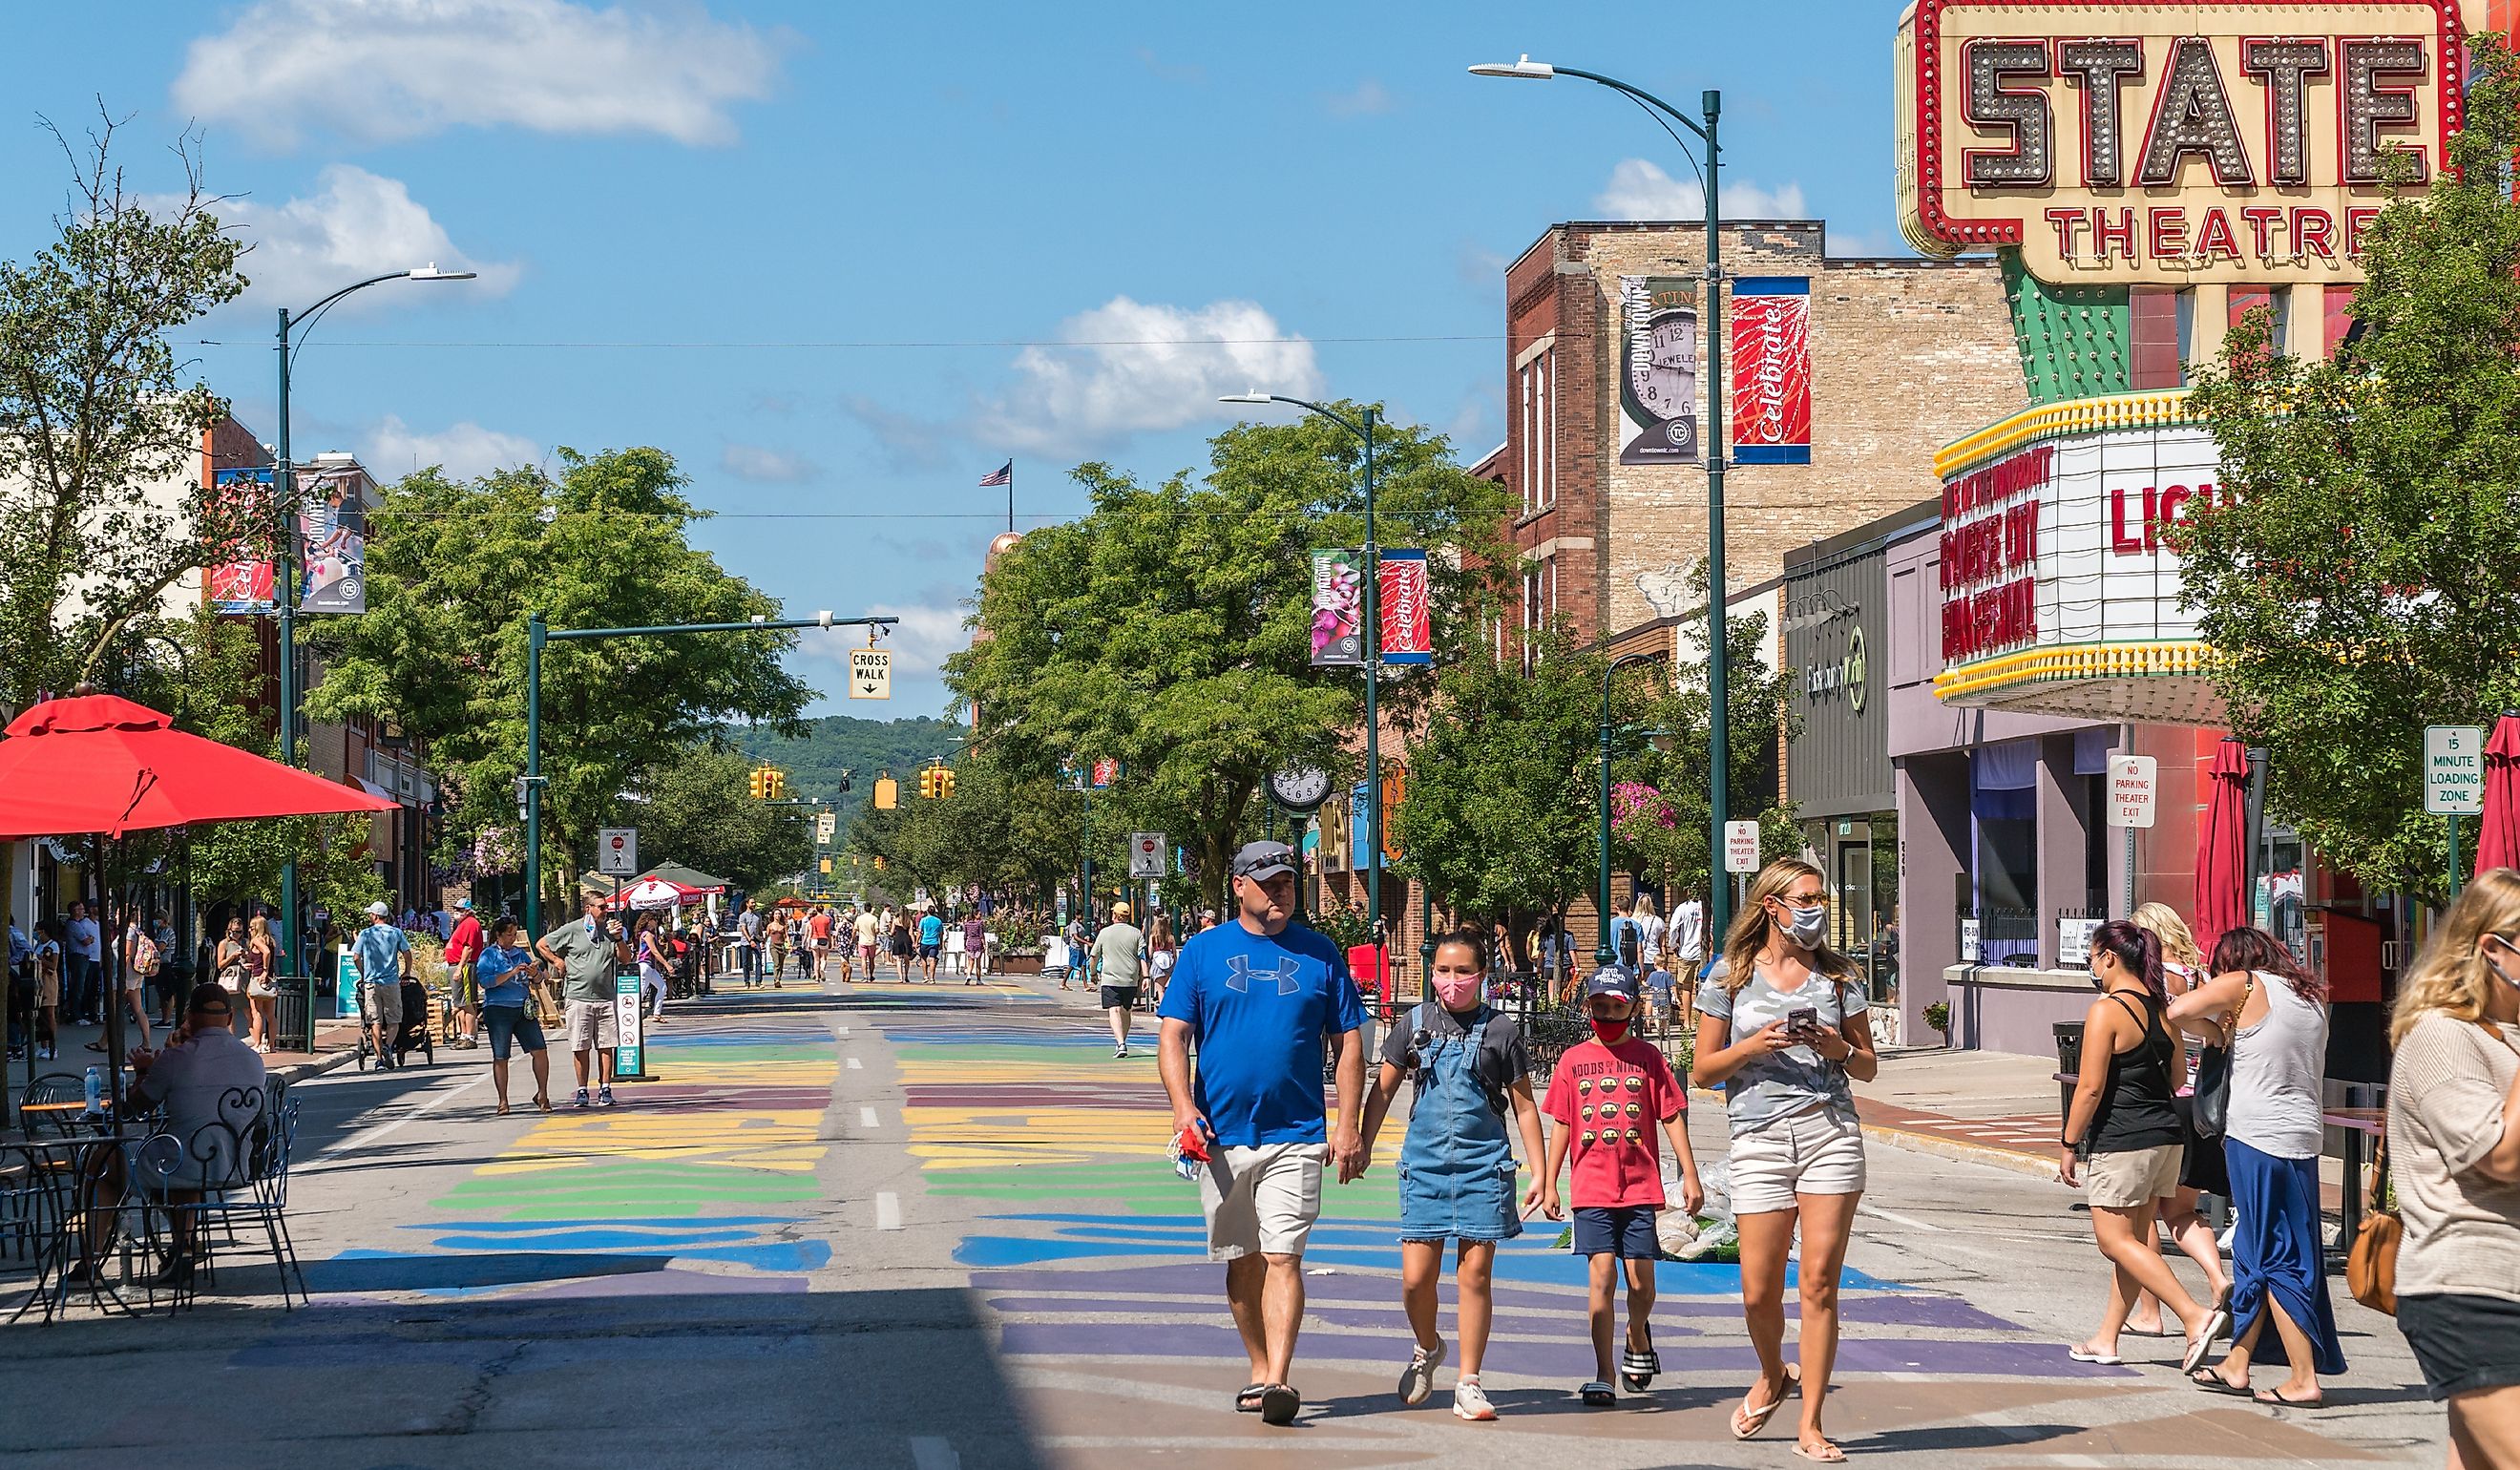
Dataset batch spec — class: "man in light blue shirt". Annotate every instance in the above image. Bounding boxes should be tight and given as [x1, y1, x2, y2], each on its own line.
[351, 901, 411, 1069]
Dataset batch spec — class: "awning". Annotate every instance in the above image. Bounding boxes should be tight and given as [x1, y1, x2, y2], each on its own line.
[355, 776, 396, 802]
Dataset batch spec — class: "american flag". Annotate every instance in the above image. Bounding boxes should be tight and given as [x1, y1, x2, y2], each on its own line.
[978, 461, 1013, 487]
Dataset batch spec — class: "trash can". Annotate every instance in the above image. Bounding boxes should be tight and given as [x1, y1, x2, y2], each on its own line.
[2052, 1020, 2084, 1121]
[276, 972, 314, 1053]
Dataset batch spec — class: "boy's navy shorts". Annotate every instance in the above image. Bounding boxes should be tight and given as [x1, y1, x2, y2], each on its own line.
[1573, 1204, 1659, 1259]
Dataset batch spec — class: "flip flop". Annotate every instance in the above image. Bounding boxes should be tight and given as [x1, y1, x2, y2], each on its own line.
[1233, 1383, 1268, 1414]
[1733, 1385, 1787, 1438]
[2190, 1369, 2253, 1397]
[2255, 1388, 2324, 1409]
[1793, 1440, 1848, 1463]
[494, 1102, 511, 1116]
[1258, 1384, 1300, 1425]
[2068, 1345, 2124, 1365]
[2121, 1323, 2175, 1337]
[2181, 1330, 2217, 1376]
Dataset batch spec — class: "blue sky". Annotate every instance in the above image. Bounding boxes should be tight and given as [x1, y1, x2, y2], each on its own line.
[5, 1, 1914, 716]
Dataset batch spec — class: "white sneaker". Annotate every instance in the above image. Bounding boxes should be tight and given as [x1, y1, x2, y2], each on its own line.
[1398, 1338, 1446, 1406]
[1453, 1378, 1497, 1421]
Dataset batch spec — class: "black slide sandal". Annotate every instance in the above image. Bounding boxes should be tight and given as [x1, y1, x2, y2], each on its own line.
[1234, 1383, 1268, 1413]
[1259, 1384, 1301, 1425]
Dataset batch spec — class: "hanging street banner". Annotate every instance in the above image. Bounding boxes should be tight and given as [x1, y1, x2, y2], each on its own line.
[1310, 549, 1364, 666]
[1377, 549, 1433, 664]
[1895, 0, 2463, 285]
[1731, 278, 1813, 465]
[206, 466, 277, 614]
[1089, 757, 1120, 789]
[296, 464, 369, 614]
[1618, 275, 1700, 465]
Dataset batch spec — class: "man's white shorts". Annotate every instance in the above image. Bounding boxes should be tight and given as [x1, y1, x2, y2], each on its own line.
[565, 998, 618, 1052]
[1198, 1141, 1327, 1261]
[360, 978, 403, 1030]
[1725, 1105, 1867, 1215]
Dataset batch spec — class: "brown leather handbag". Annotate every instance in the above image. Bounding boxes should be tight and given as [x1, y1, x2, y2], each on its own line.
[2345, 1127, 2399, 1315]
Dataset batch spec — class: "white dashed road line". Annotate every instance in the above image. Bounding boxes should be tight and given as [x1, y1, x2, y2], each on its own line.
[860, 1105, 879, 1129]
[846, 1055, 862, 1070]
[876, 1191, 903, 1230]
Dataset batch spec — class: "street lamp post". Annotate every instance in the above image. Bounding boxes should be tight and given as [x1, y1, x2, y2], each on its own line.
[1597, 652, 1662, 968]
[1469, 57, 1735, 942]
[1220, 393, 1385, 952]
[274, 264, 475, 983]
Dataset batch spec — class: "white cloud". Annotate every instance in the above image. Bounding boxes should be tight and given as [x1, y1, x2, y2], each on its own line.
[990, 296, 1322, 455]
[1593, 158, 1808, 221]
[173, 0, 784, 150]
[216, 164, 517, 311]
[801, 602, 967, 709]
[1326, 79, 1395, 117]
[719, 442, 820, 484]
[365, 414, 539, 479]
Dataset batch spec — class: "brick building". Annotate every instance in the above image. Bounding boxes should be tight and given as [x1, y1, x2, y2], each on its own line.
[1498, 220, 2026, 651]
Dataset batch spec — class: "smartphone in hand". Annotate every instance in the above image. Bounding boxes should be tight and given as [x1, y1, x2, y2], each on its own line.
[1786, 1006, 1819, 1043]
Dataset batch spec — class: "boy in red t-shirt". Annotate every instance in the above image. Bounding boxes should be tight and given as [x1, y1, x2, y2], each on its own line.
[1539, 967, 1705, 1406]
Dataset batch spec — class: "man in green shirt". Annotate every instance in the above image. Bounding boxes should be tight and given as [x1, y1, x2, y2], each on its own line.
[538, 892, 631, 1108]
[1093, 900, 1149, 1060]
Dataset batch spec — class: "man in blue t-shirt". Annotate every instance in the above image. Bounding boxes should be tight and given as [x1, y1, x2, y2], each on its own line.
[1158, 840, 1364, 1427]
[917, 909, 944, 982]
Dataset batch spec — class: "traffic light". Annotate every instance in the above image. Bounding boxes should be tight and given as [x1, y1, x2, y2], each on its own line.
[819, 857, 832, 874]
[872, 855, 886, 871]
[873, 773, 897, 809]
[936, 766, 956, 800]
[747, 766, 767, 800]
[766, 768, 787, 800]
[917, 767, 936, 800]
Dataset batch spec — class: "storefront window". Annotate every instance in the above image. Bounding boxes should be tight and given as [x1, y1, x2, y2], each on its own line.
[1970, 740, 2039, 966]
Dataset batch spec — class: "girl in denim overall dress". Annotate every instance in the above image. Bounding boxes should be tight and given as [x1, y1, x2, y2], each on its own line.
[1359, 930, 1547, 1420]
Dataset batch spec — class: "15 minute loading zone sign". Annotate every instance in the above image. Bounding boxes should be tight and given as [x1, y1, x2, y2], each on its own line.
[848, 647, 892, 701]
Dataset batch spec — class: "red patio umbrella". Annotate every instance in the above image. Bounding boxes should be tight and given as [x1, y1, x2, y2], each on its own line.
[0, 692, 397, 1136]
[0, 693, 394, 838]
[2194, 737, 2252, 955]
[2475, 715, 2520, 877]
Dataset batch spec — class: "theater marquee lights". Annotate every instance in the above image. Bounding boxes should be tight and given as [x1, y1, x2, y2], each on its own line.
[1895, 0, 2463, 284]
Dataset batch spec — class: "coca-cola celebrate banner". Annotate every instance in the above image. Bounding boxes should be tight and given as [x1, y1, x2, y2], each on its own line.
[1376, 548, 1432, 665]
[1730, 277, 1812, 465]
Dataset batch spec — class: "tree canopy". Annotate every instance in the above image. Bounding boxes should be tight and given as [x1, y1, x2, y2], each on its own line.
[2182, 34, 2520, 897]
[304, 447, 812, 909]
[945, 407, 1512, 912]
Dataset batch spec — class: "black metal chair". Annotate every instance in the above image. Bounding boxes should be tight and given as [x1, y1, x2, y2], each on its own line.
[128, 1086, 307, 1310]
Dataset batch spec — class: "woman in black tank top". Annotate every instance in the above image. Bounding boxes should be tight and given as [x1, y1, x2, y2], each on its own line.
[2059, 921, 2217, 1370]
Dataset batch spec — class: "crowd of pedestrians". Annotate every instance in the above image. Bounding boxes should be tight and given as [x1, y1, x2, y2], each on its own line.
[1144, 850, 2520, 1466]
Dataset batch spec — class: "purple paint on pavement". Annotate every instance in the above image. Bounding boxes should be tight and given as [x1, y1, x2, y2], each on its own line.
[971, 1266, 2012, 1331]
[507, 1269, 808, 1301]
[984, 1296, 1702, 1337]
[992, 1322, 2133, 1380]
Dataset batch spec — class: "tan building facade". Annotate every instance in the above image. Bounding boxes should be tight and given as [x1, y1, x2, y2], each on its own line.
[1500, 220, 2026, 649]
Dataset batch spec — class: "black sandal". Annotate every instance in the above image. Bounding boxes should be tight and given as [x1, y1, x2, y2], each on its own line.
[1234, 1383, 1268, 1414]
[1581, 1379, 1617, 1406]
[1621, 1329, 1659, 1391]
[2190, 1368, 2252, 1397]
[1258, 1384, 1300, 1425]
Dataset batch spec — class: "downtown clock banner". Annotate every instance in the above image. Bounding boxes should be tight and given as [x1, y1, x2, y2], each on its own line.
[1618, 274, 1701, 465]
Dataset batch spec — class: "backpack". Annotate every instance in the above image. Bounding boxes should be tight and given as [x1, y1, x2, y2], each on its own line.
[130, 930, 160, 976]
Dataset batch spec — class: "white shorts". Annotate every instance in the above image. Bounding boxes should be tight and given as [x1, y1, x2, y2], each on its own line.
[1198, 1142, 1327, 1261]
[1727, 1106, 1867, 1214]
[565, 999, 618, 1052]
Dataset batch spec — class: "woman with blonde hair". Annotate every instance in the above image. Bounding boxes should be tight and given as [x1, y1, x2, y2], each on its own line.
[2385, 868, 2520, 1467]
[2122, 902, 2230, 1341]
[242, 914, 281, 1050]
[1692, 858, 1880, 1462]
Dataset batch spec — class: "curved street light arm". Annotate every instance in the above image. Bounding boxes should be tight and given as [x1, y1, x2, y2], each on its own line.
[1546, 65, 1712, 147]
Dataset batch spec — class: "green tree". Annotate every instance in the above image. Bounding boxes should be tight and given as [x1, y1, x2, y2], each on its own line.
[304, 448, 812, 912]
[946, 408, 1511, 912]
[615, 742, 812, 892]
[2181, 34, 2520, 897]
[1392, 628, 1611, 967]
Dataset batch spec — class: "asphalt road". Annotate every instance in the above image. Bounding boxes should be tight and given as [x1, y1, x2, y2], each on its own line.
[0, 966, 2448, 1469]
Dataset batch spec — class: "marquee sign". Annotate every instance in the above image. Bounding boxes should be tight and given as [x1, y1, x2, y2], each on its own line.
[1895, 0, 2463, 284]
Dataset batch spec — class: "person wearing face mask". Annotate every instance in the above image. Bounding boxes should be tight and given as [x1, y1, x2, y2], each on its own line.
[1356, 929, 1548, 1421]
[1536, 966, 1705, 1409]
[2057, 920, 2217, 1372]
[2385, 868, 2520, 1467]
[1691, 858, 1880, 1462]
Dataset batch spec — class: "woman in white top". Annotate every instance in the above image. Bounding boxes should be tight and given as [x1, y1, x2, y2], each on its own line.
[2170, 926, 2344, 1406]
[2123, 903, 2230, 1339]
[2386, 869, 2520, 1467]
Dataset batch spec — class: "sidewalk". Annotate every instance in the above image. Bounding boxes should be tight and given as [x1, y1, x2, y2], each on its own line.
[1855, 1047, 2068, 1176]
[10, 1005, 365, 1092]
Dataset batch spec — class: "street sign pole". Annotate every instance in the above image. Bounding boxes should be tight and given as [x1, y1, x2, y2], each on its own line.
[2425, 725, 2486, 898]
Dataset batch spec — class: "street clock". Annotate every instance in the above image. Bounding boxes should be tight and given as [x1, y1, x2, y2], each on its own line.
[1268, 763, 1332, 811]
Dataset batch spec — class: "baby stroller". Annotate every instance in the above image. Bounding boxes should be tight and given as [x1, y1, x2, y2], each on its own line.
[356, 977, 437, 1071]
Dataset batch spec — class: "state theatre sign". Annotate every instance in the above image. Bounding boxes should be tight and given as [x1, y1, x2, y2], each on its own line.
[1895, 0, 2463, 284]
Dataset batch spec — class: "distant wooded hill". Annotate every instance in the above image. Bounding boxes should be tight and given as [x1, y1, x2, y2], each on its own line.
[725, 714, 964, 825]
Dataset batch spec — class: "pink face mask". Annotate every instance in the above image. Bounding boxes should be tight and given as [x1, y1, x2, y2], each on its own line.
[1431, 973, 1481, 1011]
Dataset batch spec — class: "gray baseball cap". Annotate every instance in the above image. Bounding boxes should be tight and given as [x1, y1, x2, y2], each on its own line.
[1230, 841, 1296, 881]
